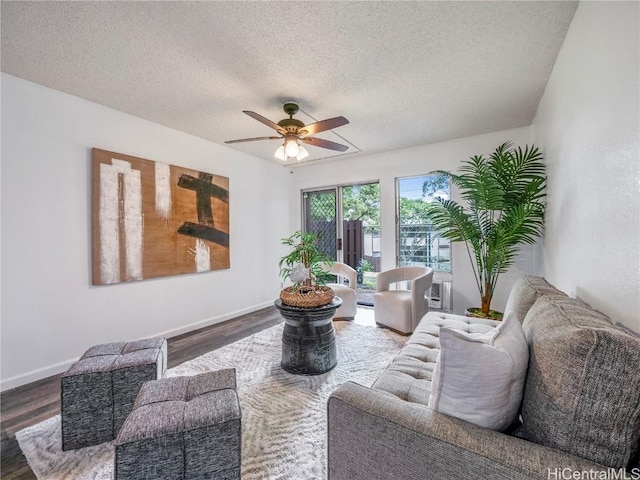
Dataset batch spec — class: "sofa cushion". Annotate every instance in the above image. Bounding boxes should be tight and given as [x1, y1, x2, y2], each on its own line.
[428, 311, 529, 430]
[503, 275, 566, 324]
[372, 312, 496, 405]
[516, 295, 640, 468]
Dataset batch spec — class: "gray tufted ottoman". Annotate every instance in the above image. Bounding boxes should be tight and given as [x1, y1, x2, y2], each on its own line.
[61, 337, 167, 451]
[114, 369, 241, 480]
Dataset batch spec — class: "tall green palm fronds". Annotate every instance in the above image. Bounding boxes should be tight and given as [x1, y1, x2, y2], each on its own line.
[425, 142, 546, 317]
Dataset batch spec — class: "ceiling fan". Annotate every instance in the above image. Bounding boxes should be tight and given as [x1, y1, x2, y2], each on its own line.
[225, 101, 349, 161]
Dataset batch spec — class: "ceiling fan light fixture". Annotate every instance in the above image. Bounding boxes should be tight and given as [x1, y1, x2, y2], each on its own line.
[274, 142, 309, 162]
[297, 146, 309, 161]
[274, 145, 286, 161]
[284, 138, 300, 158]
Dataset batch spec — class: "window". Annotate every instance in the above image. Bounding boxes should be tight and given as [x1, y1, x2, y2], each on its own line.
[397, 174, 451, 272]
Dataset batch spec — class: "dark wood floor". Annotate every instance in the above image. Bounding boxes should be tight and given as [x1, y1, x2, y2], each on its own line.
[0, 306, 283, 479]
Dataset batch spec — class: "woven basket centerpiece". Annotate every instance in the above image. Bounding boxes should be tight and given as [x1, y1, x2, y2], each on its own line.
[279, 285, 334, 308]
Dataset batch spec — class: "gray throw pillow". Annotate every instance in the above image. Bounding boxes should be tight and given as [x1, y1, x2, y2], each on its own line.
[503, 275, 566, 324]
[516, 295, 640, 468]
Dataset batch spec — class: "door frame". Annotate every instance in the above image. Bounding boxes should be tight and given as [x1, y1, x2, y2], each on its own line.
[301, 179, 380, 264]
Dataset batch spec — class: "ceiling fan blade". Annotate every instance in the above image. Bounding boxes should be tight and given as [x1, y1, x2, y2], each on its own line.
[299, 116, 349, 135]
[225, 136, 281, 144]
[243, 111, 287, 135]
[301, 137, 349, 152]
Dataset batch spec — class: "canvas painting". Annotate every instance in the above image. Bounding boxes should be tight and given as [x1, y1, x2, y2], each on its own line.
[92, 148, 230, 285]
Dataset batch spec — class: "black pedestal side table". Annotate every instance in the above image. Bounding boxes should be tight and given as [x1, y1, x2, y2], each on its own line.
[274, 296, 342, 375]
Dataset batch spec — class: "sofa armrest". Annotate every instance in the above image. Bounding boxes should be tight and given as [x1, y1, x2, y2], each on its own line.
[411, 269, 433, 329]
[328, 382, 608, 480]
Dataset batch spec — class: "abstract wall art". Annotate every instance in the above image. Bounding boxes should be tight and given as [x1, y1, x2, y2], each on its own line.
[92, 148, 230, 285]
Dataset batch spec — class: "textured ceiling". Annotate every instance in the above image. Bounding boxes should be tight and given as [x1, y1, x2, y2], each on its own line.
[1, 1, 577, 166]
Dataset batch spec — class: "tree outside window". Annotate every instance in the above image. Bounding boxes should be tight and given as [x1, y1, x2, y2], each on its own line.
[398, 174, 451, 272]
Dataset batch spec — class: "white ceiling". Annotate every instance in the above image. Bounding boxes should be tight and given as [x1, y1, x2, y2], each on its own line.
[1, 1, 578, 166]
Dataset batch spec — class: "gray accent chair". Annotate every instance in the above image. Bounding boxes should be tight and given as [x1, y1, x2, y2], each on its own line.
[61, 337, 167, 451]
[325, 262, 358, 320]
[373, 266, 433, 334]
[115, 368, 241, 480]
[328, 276, 640, 479]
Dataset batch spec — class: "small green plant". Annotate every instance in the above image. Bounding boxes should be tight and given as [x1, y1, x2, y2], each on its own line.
[279, 230, 334, 288]
[358, 258, 373, 272]
[356, 258, 372, 285]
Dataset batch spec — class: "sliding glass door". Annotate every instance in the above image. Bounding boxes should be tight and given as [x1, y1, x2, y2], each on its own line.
[303, 182, 380, 305]
[302, 189, 338, 260]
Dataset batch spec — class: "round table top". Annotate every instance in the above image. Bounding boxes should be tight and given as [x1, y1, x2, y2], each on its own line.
[274, 296, 342, 312]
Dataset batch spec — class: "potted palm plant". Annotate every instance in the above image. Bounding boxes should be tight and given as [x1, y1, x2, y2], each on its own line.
[424, 141, 546, 319]
[279, 230, 335, 307]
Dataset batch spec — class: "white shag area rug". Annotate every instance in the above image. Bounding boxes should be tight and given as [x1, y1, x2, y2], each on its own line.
[16, 319, 405, 480]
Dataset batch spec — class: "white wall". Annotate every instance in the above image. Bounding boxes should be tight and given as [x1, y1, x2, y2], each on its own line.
[288, 126, 539, 315]
[0, 74, 291, 390]
[533, 2, 640, 332]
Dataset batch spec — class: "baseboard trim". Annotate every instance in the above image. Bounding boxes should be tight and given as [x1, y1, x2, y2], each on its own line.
[0, 359, 77, 393]
[0, 301, 275, 392]
[155, 300, 275, 339]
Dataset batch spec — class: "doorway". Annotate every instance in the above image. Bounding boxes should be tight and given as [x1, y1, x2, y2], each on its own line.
[302, 182, 380, 305]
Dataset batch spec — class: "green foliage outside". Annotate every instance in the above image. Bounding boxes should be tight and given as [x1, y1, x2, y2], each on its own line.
[341, 183, 380, 225]
[399, 197, 431, 225]
[358, 258, 373, 272]
[306, 183, 382, 228]
[422, 173, 449, 198]
[397, 174, 451, 272]
[306, 191, 336, 222]
[398, 173, 449, 225]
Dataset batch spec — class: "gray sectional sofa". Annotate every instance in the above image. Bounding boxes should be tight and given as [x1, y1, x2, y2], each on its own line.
[328, 276, 640, 480]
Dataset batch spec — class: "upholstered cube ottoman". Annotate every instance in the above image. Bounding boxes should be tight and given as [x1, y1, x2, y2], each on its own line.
[114, 369, 241, 480]
[61, 337, 167, 451]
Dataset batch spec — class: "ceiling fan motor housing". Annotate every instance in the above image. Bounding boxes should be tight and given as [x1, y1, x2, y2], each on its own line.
[282, 101, 299, 116]
[278, 118, 305, 133]
[278, 101, 305, 133]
